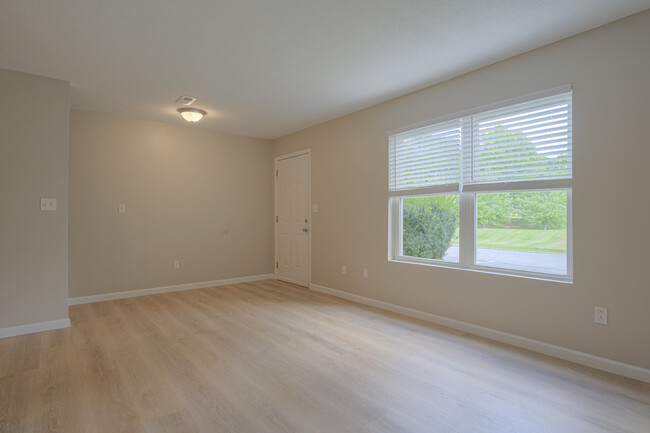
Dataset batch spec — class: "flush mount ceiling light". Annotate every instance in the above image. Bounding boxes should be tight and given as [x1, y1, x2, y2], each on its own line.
[177, 107, 207, 123]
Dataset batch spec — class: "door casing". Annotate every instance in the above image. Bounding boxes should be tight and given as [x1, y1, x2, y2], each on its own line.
[274, 149, 311, 287]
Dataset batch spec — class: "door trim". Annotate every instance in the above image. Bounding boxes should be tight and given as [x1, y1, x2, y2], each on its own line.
[274, 149, 311, 287]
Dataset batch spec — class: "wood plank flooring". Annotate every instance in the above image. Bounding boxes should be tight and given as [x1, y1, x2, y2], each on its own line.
[1, 279, 649, 432]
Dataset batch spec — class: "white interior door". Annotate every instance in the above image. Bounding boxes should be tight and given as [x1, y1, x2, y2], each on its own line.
[276, 152, 310, 286]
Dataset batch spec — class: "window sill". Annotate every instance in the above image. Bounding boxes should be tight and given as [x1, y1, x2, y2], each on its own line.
[389, 256, 573, 284]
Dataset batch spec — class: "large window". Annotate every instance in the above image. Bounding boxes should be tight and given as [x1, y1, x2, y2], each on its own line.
[388, 88, 572, 280]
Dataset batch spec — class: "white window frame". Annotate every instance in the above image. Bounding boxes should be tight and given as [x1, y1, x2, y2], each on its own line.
[387, 86, 573, 282]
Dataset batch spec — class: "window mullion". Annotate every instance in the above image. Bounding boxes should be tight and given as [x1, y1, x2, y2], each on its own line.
[388, 197, 402, 260]
[459, 192, 475, 266]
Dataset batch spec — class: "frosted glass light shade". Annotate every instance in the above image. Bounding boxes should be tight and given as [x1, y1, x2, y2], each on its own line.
[177, 107, 207, 122]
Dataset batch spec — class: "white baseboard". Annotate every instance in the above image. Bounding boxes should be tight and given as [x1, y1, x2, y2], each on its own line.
[68, 274, 275, 305]
[309, 283, 650, 384]
[0, 318, 70, 339]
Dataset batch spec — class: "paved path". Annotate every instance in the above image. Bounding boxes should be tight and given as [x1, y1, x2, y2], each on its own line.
[443, 246, 566, 275]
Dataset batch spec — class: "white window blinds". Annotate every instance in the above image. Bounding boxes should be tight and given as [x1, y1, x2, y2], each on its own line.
[466, 93, 572, 185]
[388, 119, 461, 192]
[388, 90, 572, 194]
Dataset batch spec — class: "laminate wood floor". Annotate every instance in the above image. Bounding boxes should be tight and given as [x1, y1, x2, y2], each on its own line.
[1, 279, 649, 432]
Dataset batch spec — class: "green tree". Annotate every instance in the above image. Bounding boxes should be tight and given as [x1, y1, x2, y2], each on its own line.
[403, 196, 459, 259]
[511, 190, 567, 229]
[477, 191, 567, 230]
[477, 193, 512, 227]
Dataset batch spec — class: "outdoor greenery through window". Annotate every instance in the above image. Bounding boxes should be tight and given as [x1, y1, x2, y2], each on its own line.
[389, 88, 572, 279]
[402, 195, 459, 262]
[475, 191, 567, 275]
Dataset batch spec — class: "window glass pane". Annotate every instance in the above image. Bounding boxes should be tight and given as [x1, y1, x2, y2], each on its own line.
[476, 191, 567, 275]
[402, 195, 459, 262]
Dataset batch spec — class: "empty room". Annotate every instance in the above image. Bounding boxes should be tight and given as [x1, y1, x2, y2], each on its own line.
[1, 1, 650, 432]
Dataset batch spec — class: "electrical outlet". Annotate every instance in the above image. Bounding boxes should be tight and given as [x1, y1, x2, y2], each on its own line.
[594, 306, 608, 325]
[174, 260, 180, 269]
[40, 198, 57, 211]
[342, 265, 347, 275]
[363, 268, 368, 278]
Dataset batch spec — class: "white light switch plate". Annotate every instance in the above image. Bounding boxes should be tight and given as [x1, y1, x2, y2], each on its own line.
[40, 198, 56, 211]
[312, 204, 319, 212]
[118, 203, 126, 214]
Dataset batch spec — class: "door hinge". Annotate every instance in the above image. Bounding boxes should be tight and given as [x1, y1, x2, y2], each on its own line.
[276, 261, 279, 269]
[276, 216, 278, 223]
[275, 170, 278, 177]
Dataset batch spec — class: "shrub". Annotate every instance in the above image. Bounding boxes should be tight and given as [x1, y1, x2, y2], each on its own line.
[403, 196, 459, 259]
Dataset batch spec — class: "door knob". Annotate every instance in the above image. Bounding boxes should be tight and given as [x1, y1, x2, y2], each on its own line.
[304, 218, 308, 223]
[302, 227, 308, 232]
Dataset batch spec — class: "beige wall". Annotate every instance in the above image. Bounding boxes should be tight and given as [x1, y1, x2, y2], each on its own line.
[69, 110, 273, 298]
[274, 11, 650, 369]
[0, 69, 70, 328]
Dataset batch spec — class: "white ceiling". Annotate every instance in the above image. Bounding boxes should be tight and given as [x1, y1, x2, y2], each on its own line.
[1, 1, 649, 139]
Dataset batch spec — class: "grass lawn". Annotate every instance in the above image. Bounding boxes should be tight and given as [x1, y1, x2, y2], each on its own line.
[451, 228, 566, 254]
